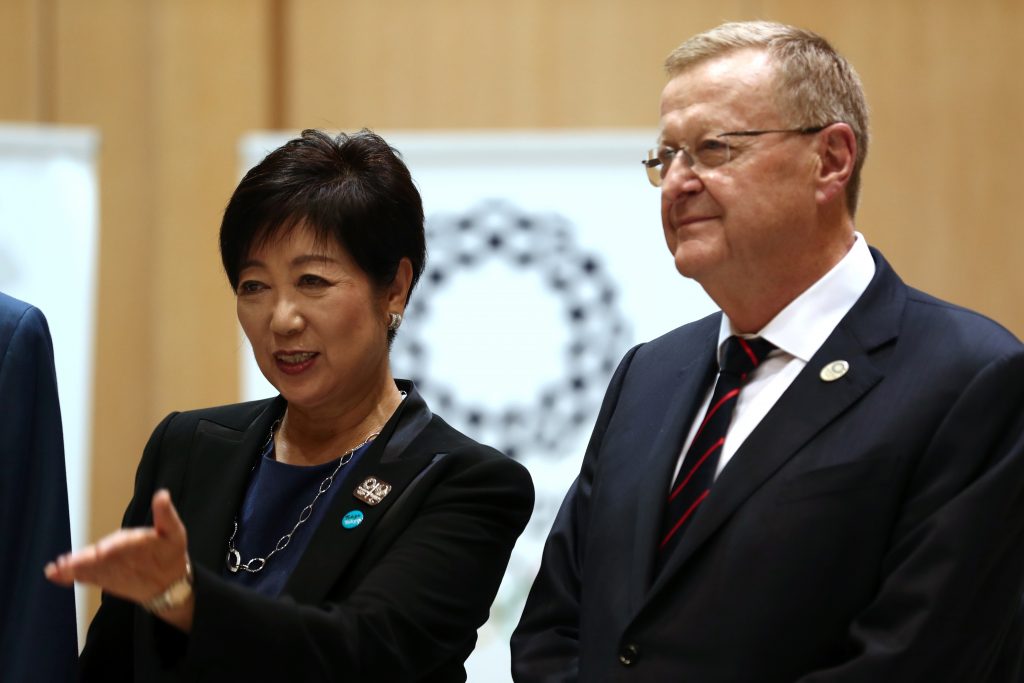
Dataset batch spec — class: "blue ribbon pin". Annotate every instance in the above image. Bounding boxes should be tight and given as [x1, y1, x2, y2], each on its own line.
[341, 510, 364, 529]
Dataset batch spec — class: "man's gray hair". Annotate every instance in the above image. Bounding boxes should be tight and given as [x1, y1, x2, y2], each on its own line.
[666, 21, 869, 214]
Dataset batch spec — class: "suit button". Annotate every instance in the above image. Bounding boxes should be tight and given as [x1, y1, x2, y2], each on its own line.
[619, 643, 639, 666]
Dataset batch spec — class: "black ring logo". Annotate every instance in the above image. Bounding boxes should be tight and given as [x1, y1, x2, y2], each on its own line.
[392, 199, 631, 461]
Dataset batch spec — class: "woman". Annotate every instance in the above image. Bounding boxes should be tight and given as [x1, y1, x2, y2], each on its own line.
[47, 129, 535, 681]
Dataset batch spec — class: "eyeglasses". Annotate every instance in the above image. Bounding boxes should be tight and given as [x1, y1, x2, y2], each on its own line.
[642, 125, 828, 187]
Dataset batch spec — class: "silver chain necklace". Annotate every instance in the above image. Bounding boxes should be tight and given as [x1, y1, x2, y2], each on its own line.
[226, 419, 379, 574]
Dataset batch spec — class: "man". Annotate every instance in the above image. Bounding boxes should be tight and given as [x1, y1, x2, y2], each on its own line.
[512, 21, 1024, 682]
[0, 292, 78, 681]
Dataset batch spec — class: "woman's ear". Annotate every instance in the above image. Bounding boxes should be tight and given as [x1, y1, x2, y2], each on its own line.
[387, 257, 414, 313]
[815, 123, 857, 207]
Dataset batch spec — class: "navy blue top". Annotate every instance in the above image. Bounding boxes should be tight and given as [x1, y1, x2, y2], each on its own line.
[224, 431, 372, 597]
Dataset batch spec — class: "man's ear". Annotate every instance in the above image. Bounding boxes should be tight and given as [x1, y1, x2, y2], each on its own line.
[815, 123, 857, 207]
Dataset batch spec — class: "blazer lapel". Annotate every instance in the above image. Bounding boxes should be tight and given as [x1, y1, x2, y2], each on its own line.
[628, 318, 719, 606]
[283, 382, 435, 603]
[180, 397, 284, 574]
[647, 251, 905, 596]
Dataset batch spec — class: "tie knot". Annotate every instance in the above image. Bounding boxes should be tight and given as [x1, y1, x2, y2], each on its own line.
[720, 336, 775, 377]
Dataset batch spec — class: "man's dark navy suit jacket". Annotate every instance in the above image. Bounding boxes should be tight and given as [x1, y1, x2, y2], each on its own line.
[513, 251, 1024, 682]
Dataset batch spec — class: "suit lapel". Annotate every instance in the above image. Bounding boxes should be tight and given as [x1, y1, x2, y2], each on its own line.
[647, 251, 905, 597]
[180, 397, 284, 574]
[628, 317, 719, 606]
[283, 382, 435, 603]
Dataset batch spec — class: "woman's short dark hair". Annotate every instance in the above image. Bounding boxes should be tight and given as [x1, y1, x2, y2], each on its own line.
[220, 129, 426, 338]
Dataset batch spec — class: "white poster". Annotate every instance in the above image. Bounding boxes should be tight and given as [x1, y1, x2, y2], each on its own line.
[0, 123, 100, 640]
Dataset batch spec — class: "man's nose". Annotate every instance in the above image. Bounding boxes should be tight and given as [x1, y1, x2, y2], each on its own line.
[661, 154, 704, 198]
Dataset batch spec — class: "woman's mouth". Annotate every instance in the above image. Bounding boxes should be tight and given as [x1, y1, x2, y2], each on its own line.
[274, 351, 319, 375]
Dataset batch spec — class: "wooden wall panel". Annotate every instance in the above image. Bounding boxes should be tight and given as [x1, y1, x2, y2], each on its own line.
[0, 0, 46, 119]
[283, 0, 750, 130]
[148, 0, 272, 419]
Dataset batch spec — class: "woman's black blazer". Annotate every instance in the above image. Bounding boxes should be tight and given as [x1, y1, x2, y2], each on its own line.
[79, 381, 534, 682]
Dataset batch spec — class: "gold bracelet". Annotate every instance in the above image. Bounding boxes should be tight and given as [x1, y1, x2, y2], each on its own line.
[142, 560, 193, 613]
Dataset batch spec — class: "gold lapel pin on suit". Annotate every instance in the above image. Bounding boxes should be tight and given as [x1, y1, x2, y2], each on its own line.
[820, 360, 850, 382]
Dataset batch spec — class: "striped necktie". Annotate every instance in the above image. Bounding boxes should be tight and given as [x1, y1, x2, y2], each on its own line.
[657, 335, 776, 567]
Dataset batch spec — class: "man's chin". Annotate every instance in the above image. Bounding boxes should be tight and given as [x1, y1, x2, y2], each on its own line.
[672, 248, 711, 281]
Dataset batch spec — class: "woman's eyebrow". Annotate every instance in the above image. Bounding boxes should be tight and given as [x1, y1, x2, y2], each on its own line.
[291, 254, 338, 267]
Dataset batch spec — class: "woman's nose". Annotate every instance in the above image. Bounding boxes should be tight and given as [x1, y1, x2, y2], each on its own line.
[269, 297, 304, 336]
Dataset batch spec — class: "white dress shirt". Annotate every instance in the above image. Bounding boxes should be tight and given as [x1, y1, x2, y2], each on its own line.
[670, 233, 877, 484]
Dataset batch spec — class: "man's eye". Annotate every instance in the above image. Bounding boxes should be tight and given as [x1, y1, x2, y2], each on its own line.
[697, 138, 729, 152]
[695, 139, 731, 166]
[657, 148, 678, 165]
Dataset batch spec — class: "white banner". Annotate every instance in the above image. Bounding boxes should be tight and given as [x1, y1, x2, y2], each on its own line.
[0, 123, 100, 642]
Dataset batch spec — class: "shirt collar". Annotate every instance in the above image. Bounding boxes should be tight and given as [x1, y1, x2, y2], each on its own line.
[718, 232, 875, 363]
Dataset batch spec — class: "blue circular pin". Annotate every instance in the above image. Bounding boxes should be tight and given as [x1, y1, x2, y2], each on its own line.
[341, 510, 364, 529]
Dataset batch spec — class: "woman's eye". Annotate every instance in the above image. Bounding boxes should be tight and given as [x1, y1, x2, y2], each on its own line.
[298, 274, 329, 287]
[238, 280, 265, 295]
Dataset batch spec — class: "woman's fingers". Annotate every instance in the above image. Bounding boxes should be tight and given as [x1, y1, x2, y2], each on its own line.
[43, 490, 190, 604]
[43, 556, 73, 585]
[151, 489, 187, 545]
[44, 527, 160, 593]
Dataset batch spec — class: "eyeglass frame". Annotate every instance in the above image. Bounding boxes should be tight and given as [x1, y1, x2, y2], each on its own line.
[642, 125, 830, 187]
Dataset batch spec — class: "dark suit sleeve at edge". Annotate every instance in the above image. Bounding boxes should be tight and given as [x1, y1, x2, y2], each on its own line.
[0, 305, 78, 682]
[511, 344, 642, 683]
[797, 350, 1024, 682]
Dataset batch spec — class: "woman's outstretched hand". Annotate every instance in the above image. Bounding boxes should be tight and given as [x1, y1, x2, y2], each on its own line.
[45, 489, 194, 631]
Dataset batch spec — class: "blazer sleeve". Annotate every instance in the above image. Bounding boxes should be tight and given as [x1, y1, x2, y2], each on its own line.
[510, 345, 640, 683]
[0, 304, 78, 683]
[182, 445, 534, 681]
[796, 349, 1024, 682]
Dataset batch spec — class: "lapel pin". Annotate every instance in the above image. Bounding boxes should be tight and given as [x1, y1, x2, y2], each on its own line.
[341, 510, 364, 529]
[820, 360, 850, 382]
[354, 476, 393, 506]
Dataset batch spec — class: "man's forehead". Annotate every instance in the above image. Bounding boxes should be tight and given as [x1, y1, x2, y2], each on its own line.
[701, 47, 774, 80]
[659, 48, 779, 127]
